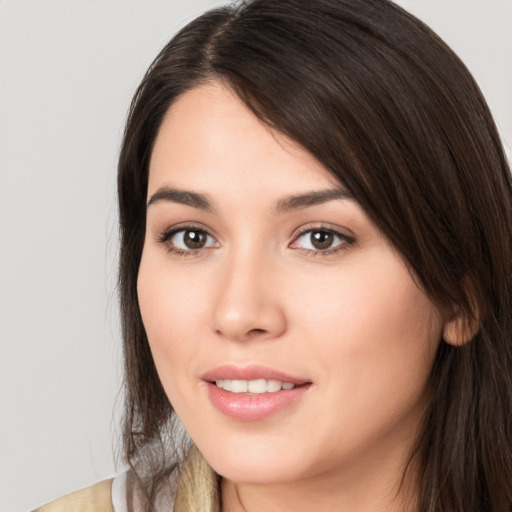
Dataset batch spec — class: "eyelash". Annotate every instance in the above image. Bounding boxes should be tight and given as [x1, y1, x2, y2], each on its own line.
[156, 223, 215, 257]
[291, 224, 355, 256]
[156, 223, 355, 258]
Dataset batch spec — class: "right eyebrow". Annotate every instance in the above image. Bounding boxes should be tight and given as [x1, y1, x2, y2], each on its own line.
[146, 186, 214, 212]
[274, 187, 355, 213]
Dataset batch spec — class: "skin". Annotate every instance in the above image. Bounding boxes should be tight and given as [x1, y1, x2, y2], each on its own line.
[137, 83, 449, 512]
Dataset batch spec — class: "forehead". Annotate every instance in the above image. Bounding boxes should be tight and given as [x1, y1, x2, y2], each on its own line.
[148, 83, 341, 197]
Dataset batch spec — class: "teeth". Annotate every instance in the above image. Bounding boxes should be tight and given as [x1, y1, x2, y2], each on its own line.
[231, 380, 248, 393]
[248, 379, 266, 393]
[215, 379, 296, 394]
[266, 379, 281, 392]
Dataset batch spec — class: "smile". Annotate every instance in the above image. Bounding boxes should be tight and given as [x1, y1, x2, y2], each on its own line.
[215, 379, 296, 393]
[202, 365, 312, 421]
[206, 381, 311, 421]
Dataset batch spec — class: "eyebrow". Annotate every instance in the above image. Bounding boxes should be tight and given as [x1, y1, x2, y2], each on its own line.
[274, 187, 355, 213]
[146, 185, 354, 213]
[147, 186, 214, 212]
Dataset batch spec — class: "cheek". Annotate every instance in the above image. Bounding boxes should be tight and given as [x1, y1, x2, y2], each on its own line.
[290, 257, 442, 418]
[137, 253, 207, 390]
[271, 265, 441, 472]
[343, 283, 440, 407]
[290, 259, 440, 355]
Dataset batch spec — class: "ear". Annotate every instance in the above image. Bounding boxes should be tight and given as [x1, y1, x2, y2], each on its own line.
[442, 311, 479, 346]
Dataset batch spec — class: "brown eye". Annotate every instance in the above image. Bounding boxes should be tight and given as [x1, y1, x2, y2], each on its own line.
[310, 231, 334, 250]
[291, 228, 350, 253]
[161, 228, 218, 253]
[183, 230, 208, 249]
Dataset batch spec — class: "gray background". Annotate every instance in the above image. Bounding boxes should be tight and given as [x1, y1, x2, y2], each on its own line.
[1, 1, 510, 511]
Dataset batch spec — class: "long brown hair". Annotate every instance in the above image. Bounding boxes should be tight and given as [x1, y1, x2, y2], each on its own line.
[117, 1, 512, 510]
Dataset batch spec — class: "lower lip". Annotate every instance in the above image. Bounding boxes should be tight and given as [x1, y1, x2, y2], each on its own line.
[205, 382, 311, 421]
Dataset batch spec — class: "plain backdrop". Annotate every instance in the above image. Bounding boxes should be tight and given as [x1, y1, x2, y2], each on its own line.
[0, 1, 510, 511]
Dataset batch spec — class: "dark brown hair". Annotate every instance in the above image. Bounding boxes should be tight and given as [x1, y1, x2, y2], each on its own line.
[117, 0, 512, 510]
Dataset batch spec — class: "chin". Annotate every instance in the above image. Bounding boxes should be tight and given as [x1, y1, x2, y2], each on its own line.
[215, 463, 304, 486]
[199, 440, 309, 485]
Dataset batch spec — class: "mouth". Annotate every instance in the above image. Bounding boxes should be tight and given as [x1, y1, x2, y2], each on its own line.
[213, 378, 299, 394]
[202, 365, 312, 421]
[202, 363, 309, 386]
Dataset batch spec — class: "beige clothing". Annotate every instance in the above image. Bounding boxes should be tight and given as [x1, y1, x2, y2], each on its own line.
[33, 479, 114, 512]
[31, 447, 215, 512]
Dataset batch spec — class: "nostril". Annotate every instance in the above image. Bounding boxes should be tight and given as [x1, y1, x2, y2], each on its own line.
[248, 328, 267, 336]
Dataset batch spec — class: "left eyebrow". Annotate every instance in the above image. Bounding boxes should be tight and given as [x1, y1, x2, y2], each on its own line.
[146, 186, 214, 212]
[274, 187, 355, 214]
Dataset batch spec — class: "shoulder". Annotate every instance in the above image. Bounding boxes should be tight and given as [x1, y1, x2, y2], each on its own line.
[29, 469, 176, 512]
[32, 479, 114, 512]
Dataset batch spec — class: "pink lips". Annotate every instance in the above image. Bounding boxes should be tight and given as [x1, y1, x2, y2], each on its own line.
[202, 364, 312, 422]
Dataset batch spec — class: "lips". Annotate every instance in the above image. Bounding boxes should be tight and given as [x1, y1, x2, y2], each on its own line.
[202, 364, 312, 421]
[201, 363, 309, 384]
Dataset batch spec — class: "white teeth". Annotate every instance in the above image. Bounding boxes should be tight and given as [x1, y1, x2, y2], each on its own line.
[231, 380, 248, 393]
[266, 379, 281, 392]
[248, 379, 266, 393]
[215, 379, 297, 394]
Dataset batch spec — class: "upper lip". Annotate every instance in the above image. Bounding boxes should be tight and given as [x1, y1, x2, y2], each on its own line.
[201, 364, 310, 384]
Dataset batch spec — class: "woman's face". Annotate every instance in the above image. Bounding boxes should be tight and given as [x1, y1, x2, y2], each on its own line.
[138, 83, 444, 486]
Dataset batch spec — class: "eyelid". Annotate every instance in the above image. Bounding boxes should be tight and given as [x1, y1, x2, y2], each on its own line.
[156, 222, 220, 256]
[156, 222, 217, 242]
[155, 221, 354, 257]
[289, 223, 355, 253]
[290, 223, 354, 241]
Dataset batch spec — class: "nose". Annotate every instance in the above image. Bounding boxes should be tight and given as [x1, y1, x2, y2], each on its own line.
[210, 250, 287, 342]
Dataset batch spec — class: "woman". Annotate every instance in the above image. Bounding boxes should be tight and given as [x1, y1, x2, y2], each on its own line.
[35, 0, 512, 511]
